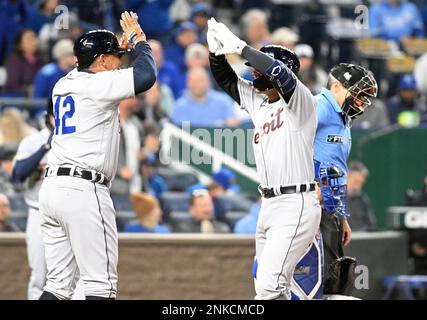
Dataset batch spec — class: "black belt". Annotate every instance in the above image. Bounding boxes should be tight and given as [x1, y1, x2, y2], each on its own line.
[258, 183, 316, 199]
[45, 167, 110, 186]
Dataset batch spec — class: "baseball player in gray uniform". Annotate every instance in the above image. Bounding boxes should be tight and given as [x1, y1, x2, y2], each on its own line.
[38, 11, 156, 300]
[208, 18, 321, 300]
[12, 102, 84, 300]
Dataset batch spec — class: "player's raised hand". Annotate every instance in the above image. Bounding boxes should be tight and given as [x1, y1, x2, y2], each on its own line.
[208, 19, 247, 56]
[207, 18, 222, 54]
[120, 11, 146, 45]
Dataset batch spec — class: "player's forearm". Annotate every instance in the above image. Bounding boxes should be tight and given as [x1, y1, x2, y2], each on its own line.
[12, 146, 49, 182]
[133, 41, 157, 94]
[241, 46, 275, 74]
[209, 53, 240, 104]
[242, 46, 296, 100]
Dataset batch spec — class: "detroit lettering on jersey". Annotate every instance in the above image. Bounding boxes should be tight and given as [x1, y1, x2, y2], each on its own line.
[237, 77, 317, 187]
[253, 107, 284, 144]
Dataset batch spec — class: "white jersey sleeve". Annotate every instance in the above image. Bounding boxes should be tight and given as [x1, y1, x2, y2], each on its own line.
[92, 68, 135, 108]
[236, 77, 264, 116]
[281, 78, 316, 126]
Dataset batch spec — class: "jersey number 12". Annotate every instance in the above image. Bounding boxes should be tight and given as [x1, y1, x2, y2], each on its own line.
[54, 96, 76, 135]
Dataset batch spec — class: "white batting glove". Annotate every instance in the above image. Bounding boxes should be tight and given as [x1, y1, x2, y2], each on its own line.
[209, 20, 247, 56]
[207, 18, 221, 54]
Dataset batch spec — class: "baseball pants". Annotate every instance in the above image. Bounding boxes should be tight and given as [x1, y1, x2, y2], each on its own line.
[26, 207, 85, 300]
[39, 176, 118, 299]
[254, 191, 321, 300]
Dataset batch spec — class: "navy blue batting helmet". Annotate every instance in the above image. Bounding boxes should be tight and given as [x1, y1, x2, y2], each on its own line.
[246, 45, 300, 75]
[74, 30, 128, 71]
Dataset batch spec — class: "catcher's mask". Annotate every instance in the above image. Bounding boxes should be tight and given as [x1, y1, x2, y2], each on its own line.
[246, 45, 300, 91]
[318, 162, 348, 216]
[331, 63, 378, 120]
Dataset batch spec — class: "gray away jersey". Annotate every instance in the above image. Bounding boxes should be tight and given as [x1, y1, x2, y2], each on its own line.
[48, 68, 135, 180]
[13, 128, 51, 209]
[237, 77, 317, 187]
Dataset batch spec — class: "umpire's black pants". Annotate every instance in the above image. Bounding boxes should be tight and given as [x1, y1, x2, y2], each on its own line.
[320, 209, 344, 294]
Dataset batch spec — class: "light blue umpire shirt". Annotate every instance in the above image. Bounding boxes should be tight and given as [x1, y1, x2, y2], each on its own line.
[314, 88, 352, 183]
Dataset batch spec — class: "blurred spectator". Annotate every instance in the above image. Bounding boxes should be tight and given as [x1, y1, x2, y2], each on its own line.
[241, 9, 271, 49]
[172, 67, 238, 127]
[111, 98, 144, 196]
[0, 0, 31, 65]
[173, 188, 230, 233]
[3, 29, 43, 98]
[414, 51, 427, 96]
[212, 168, 240, 193]
[387, 74, 427, 127]
[346, 162, 377, 232]
[185, 43, 209, 70]
[405, 172, 427, 274]
[0, 108, 36, 179]
[0, 193, 20, 232]
[369, 0, 425, 43]
[184, 42, 221, 91]
[0, 149, 15, 194]
[352, 98, 391, 129]
[32, 39, 75, 117]
[142, 124, 161, 156]
[141, 152, 168, 200]
[271, 27, 299, 51]
[27, 0, 59, 34]
[294, 44, 327, 95]
[190, 2, 212, 44]
[165, 22, 198, 75]
[0, 108, 36, 146]
[148, 39, 183, 99]
[406, 171, 427, 206]
[126, 0, 174, 45]
[234, 200, 261, 234]
[124, 192, 170, 233]
[65, 0, 123, 31]
[139, 81, 174, 123]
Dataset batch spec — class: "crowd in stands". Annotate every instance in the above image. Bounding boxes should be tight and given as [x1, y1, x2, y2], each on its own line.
[0, 0, 427, 242]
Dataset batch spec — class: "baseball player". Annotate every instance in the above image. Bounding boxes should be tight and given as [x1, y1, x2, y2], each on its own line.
[38, 11, 156, 300]
[293, 63, 378, 299]
[208, 18, 321, 300]
[12, 101, 84, 300]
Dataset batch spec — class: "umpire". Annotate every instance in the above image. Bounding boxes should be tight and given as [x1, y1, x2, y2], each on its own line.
[315, 63, 377, 294]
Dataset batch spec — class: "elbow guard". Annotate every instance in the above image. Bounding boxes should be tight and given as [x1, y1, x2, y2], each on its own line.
[265, 60, 296, 95]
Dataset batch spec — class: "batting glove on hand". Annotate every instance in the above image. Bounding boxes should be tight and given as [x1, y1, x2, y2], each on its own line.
[207, 18, 221, 54]
[120, 11, 146, 45]
[208, 18, 247, 56]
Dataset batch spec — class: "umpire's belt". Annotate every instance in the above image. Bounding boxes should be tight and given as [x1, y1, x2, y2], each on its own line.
[258, 183, 316, 199]
[45, 166, 110, 186]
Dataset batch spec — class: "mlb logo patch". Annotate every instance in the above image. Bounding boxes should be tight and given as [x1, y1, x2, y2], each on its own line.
[327, 135, 343, 144]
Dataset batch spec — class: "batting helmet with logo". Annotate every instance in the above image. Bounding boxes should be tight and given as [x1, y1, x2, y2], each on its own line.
[74, 30, 128, 71]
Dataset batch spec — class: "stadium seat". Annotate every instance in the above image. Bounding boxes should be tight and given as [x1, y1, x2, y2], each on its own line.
[224, 211, 248, 226]
[116, 210, 136, 232]
[216, 194, 253, 212]
[157, 168, 199, 192]
[8, 193, 28, 212]
[111, 194, 133, 211]
[8, 210, 27, 231]
[160, 192, 191, 223]
[169, 211, 192, 224]
[387, 55, 416, 74]
[356, 37, 392, 58]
